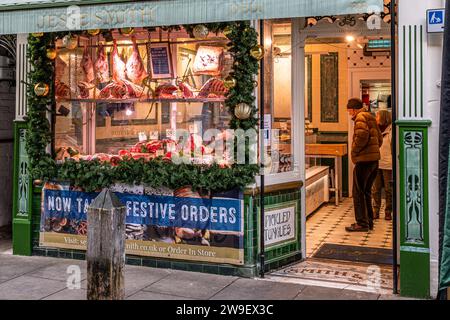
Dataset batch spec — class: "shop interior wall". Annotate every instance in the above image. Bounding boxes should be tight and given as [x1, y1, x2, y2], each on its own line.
[305, 43, 349, 132]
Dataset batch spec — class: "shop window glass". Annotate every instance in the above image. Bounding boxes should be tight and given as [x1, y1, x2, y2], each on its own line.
[265, 22, 293, 173]
[54, 29, 233, 165]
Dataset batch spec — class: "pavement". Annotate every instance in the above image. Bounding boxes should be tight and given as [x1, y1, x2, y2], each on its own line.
[0, 250, 416, 300]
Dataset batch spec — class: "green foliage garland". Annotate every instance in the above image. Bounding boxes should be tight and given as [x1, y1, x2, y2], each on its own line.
[25, 22, 260, 193]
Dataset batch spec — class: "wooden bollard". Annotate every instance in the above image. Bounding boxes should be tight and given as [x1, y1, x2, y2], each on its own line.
[86, 188, 126, 300]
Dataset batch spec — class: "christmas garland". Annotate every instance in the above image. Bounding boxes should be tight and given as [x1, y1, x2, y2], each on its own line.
[25, 22, 260, 193]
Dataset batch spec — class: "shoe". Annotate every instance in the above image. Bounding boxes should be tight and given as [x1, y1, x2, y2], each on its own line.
[385, 213, 392, 221]
[345, 223, 369, 232]
[369, 224, 374, 230]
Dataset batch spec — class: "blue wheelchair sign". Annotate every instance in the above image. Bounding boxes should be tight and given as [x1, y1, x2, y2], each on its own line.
[427, 9, 445, 33]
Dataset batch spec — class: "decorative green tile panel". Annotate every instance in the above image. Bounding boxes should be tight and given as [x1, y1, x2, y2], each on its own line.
[404, 131, 424, 244]
[17, 128, 30, 217]
[12, 122, 33, 256]
[398, 123, 430, 298]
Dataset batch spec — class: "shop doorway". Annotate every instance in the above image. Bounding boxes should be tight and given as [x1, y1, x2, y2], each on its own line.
[267, 18, 395, 291]
[304, 39, 393, 262]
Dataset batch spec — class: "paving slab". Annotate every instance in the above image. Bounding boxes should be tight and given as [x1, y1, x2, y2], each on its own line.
[143, 270, 238, 299]
[123, 265, 172, 297]
[27, 260, 87, 282]
[77, 265, 172, 294]
[210, 278, 304, 300]
[127, 291, 193, 300]
[43, 288, 87, 300]
[295, 285, 379, 300]
[0, 275, 67, 300]
[0, 255, 55, 283]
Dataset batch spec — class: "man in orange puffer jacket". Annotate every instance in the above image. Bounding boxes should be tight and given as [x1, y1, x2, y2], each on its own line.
[345, 98, 383, 232]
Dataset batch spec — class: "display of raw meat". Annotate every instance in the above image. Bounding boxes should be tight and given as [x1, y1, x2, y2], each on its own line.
[145, 140, 162, 153]
[55, 81, 70, 98]
[155, 83, 178, 99]
[94, 44, 110, 83]
[126, 36, 147, 84]
[55, 56, 67, 83]
[198, 78, 228, 98]
[111, 82, 128, 99]
[109, 155, 122, 166]
[90, 153, 111, 162]
[98, 82, 113, 99]
[112, 40, 127, 81]
[98, 80, 144, 99]
[177, 82, 195, 98]
[118, 150, 131, 157]
[77, 81, 96, 99]
[81, 45, 95, 83]
[122, 79, 144, 98]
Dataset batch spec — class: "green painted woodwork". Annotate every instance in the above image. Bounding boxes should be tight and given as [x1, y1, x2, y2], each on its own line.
[420, 25, 424, 118]
[398, 124, 430, 298]
[409, 25, 412, 117]
[12, 121, 33, 256]
[403, 25, 406, 117]
[395, 120, 432, 127]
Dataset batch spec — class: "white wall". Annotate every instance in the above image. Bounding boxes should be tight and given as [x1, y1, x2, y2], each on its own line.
[398, 0, 445, 298]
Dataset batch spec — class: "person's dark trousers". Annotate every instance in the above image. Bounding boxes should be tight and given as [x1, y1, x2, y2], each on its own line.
[352, 161, 379, 228]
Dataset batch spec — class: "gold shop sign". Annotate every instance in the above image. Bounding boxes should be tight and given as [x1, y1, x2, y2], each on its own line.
[36, 4, 157, 30]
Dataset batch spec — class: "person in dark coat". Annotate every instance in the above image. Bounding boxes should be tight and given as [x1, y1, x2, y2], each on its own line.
[345, 98, 383, 232]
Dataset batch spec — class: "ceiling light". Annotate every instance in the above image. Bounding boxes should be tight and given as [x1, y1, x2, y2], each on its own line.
[345, 35, 355, 42]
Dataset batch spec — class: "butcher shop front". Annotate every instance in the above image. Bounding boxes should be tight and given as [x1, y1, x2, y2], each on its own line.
[3, 0, 385, 277]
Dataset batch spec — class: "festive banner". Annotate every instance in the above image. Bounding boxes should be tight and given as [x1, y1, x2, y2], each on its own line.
[39, 182, 244, 265]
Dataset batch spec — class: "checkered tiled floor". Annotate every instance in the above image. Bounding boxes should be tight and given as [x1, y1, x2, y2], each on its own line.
[306, 198, 393, 258]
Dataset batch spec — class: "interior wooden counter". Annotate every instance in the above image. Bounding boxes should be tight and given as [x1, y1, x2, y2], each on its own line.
[305, 144, 348, 156]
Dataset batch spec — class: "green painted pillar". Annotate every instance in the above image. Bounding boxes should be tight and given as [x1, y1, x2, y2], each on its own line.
[12, 121, 33, 256]
[397, 120, 432, 298]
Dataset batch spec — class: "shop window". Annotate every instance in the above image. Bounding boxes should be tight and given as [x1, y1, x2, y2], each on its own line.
[265, 22, 293, 173]
[54, 28, 233, 164]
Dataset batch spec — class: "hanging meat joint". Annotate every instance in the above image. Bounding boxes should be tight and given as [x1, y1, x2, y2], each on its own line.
[94, 43, 110, 83]
[112, 39, 127, 81]
[126, 36, 147, 84]
[81, 44, 95, 83]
